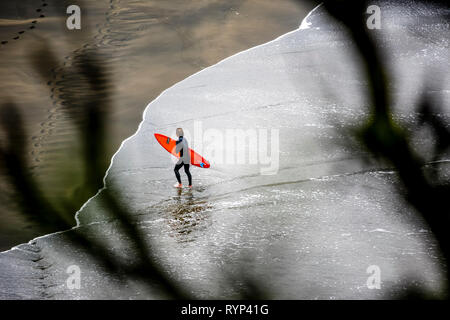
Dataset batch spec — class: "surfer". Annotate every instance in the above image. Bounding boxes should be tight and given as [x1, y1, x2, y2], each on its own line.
[174, 128, 192, 188]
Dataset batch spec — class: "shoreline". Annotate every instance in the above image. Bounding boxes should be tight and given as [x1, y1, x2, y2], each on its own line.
[0, 4, 321, 256]
[0, 0, 316, 251]
[0, 0, 448, 299]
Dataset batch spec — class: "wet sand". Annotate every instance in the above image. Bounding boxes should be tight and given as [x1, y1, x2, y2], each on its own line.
[0, 1, 447, 299]
[0, 0, 316, 251]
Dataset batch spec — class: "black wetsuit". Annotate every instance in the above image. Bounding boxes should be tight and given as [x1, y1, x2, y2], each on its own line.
[174, 136, 192, 186]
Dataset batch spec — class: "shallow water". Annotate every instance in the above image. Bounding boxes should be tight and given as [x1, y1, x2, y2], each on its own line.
[0, 0, 313, 250]
[0, 1, 449, 299]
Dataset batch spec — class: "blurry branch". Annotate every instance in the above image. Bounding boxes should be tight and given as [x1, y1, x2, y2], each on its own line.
[1, 29, 266, 300]
[1, 0, 447, 300]
[0, 103, 72, 230]
[0, 43, 191, 299]
[309, 0, 449, 297]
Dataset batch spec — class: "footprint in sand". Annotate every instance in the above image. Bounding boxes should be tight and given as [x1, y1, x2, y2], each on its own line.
[1, 2, 48, 46]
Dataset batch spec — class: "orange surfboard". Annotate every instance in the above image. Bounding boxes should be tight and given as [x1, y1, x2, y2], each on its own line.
[154, 133, 210, 168]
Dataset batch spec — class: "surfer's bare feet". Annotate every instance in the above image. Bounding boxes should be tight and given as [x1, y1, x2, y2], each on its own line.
[188, 185, 193, 188]
[174, 183, 182, 188]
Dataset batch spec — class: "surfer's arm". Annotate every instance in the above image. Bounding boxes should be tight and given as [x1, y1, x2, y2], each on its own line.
[175, 137, 183, 154]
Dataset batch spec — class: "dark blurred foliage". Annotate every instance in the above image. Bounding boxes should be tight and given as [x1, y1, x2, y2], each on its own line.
[0, 37, 267, 299]
[0, 0, 448, 299]
[0, 45, 193, 299]
[307, 0, 449, 298]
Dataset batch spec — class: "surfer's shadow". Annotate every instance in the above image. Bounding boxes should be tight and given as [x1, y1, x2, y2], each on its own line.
[156, 192, 213, 243]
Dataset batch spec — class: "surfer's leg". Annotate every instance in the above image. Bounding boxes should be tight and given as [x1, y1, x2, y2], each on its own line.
[184, 164, 192, 186]
[174, 163, 183, 184]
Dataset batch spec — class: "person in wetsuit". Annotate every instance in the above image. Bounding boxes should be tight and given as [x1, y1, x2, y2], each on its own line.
[174, 127, 192, 188]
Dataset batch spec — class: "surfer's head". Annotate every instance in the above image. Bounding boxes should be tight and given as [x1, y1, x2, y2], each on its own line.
[176, 128, 184, 137]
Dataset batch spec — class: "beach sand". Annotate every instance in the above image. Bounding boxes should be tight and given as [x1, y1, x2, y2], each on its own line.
[0, 0, 316, 251]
